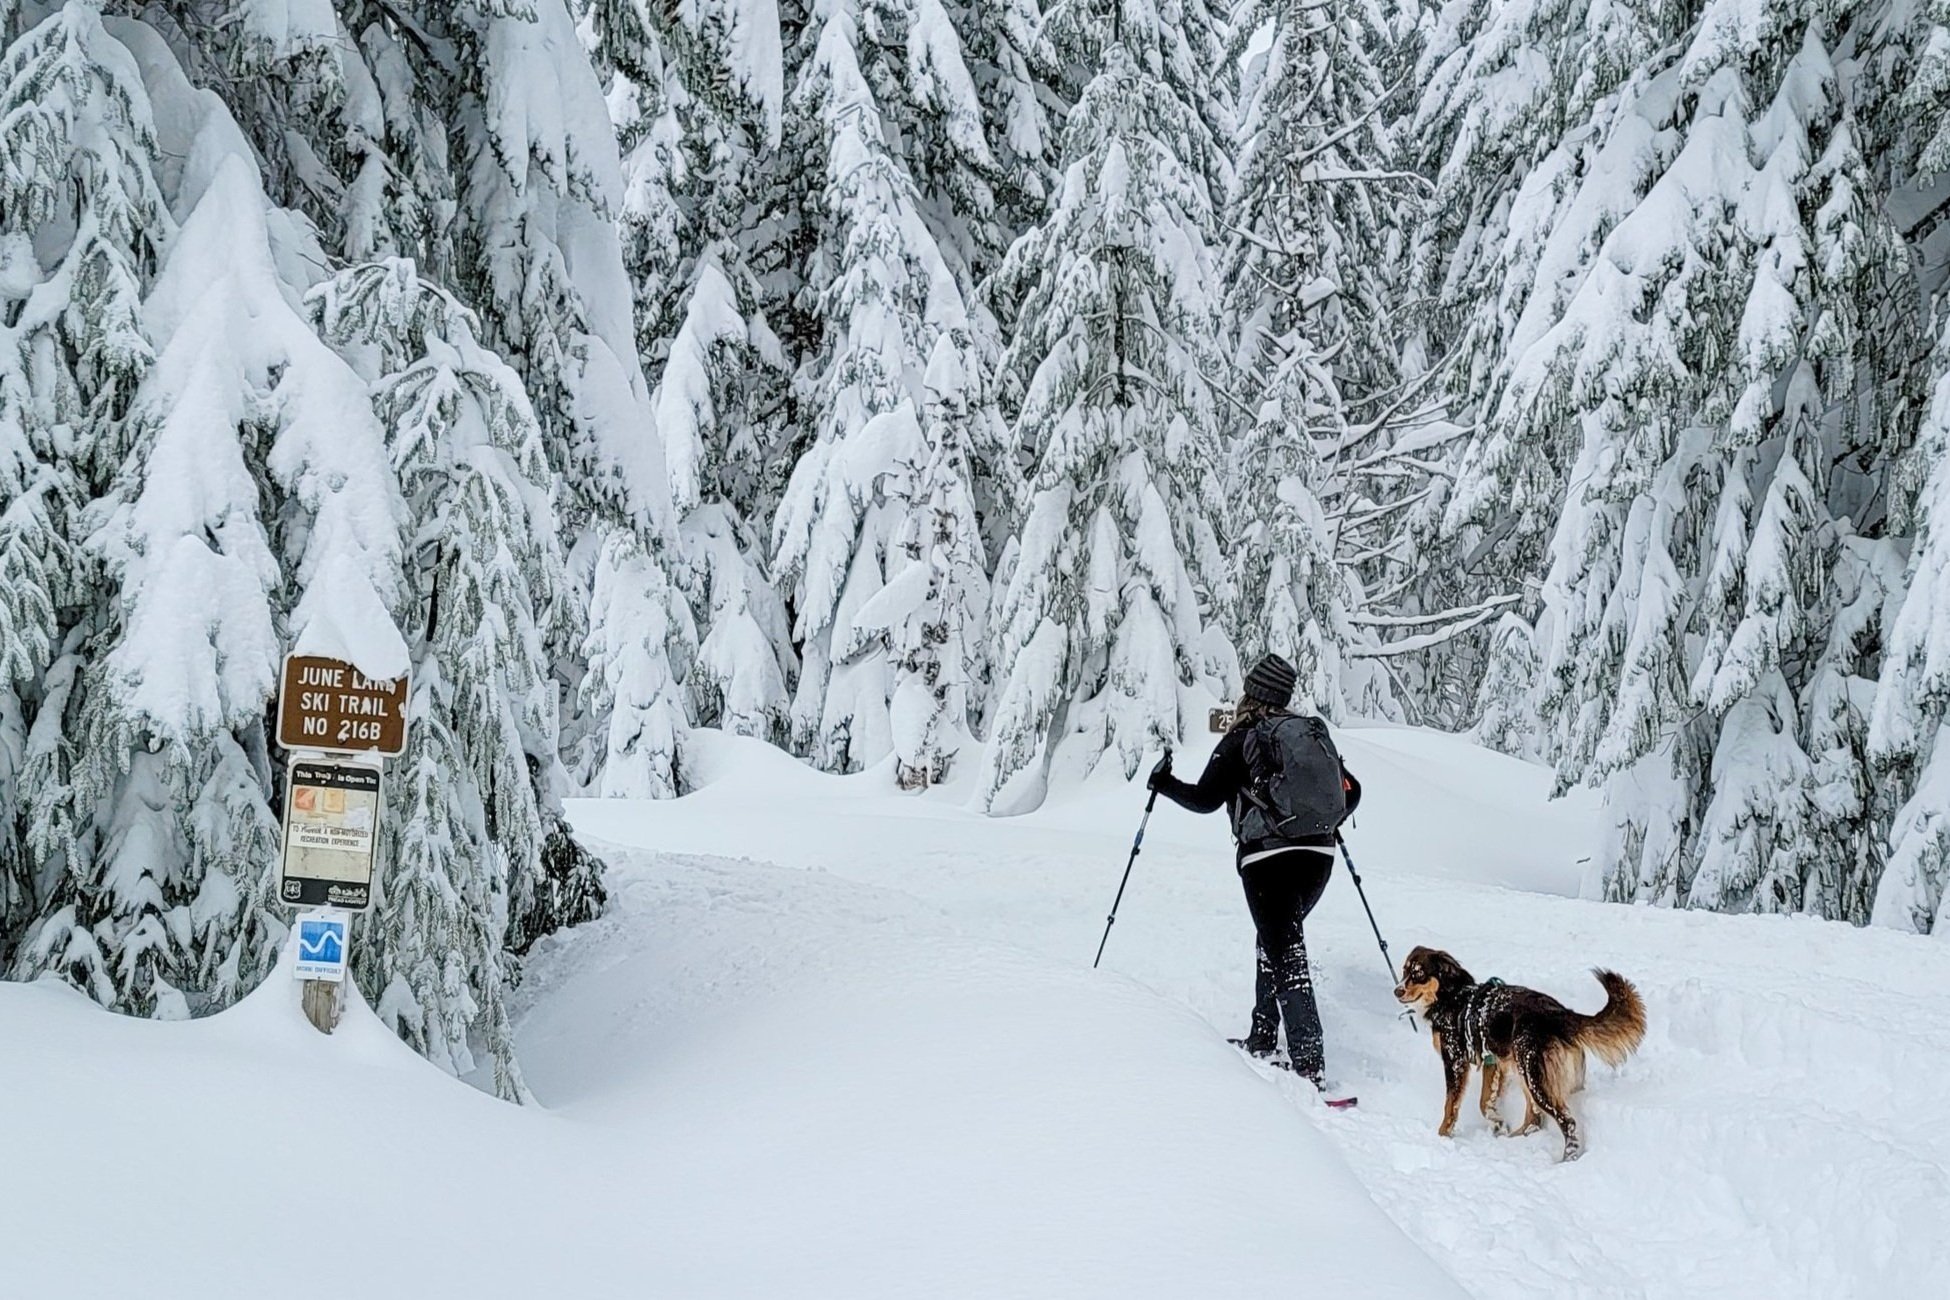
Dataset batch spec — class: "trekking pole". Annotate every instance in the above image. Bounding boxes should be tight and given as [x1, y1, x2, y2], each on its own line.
[1336, 834, 1417, 1030]
[1094, 751, 1167, 969]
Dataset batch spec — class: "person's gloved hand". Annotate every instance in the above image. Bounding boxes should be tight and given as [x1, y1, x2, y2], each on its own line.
[1147, 752, 1173, 792]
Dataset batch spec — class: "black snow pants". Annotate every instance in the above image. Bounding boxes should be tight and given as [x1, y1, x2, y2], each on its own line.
[1239, 849, 1334, 1080]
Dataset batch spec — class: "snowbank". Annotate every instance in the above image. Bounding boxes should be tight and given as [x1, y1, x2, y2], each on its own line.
[0, 848, 1460, 1299]
[513, 851, 1463, 1298]
[0, 951, 575, 1297]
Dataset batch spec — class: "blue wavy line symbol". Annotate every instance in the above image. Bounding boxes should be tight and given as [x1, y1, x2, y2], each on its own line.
[297, 921, 345, 965]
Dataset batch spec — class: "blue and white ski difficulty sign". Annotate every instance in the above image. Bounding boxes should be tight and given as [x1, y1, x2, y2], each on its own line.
[292, 912, 349, 983]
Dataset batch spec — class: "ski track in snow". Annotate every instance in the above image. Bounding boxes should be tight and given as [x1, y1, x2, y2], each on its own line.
[543, 728, 1950, 1300]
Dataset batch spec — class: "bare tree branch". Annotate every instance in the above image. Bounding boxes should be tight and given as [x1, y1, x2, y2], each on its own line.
[1349, 596, 1522, 659]
[1348, 594, 1522, 630]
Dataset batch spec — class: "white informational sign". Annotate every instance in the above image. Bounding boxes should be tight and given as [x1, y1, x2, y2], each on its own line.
[292, 911, 350, 983]
[279, 755, 382, 912]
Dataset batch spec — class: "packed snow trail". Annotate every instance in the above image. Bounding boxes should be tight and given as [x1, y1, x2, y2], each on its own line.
[1315, 878, 1950, 1297]
[562, 727, 1950, 1299]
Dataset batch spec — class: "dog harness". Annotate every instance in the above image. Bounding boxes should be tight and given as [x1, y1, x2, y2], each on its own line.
[1474, 978, 1505, 1068]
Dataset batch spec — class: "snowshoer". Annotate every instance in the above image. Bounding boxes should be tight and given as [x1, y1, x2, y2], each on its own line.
[1147, 653, 1360, 1096]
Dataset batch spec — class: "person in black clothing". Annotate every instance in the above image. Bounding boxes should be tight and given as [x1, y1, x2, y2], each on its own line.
[1146, 653, 1353, 1087]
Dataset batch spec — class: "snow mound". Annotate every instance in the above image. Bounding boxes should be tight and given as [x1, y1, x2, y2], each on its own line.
[0, 848, 1460, 1299]
[0, 946, 552, 1298]
[514, 849, 1463, 1298]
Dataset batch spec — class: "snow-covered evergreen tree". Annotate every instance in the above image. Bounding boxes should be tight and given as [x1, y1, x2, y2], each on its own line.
[0, 323, 42, 958]
[157, 0, 652, 868]
[1858, 0, 1950, 935]
[0, 0, 166, 959]
[585, 1, 798, 756]
[1221, 0, 1436, 722]
[0, 8, 253, 1009]
[1225, 342, 1385, 721]
[1472, 613, 1541, 760]
[311, 257, 585, 1096]
[1416, 0, 1670, 575]
[1873, 316, 1950, 935]
[189, 0, 686, 808]
[978, 1, 1235, 812]
[1402, 0, 1679, 727]
[771, 0, 1005, 774]
[414, 1, 690, 804]
[20, 112, 406, 1015]
[1474, 1, 1918, 916]
[852, 330, 995, 787]
[953, 0, 1056, 253]
[0, 4, 628, 1055]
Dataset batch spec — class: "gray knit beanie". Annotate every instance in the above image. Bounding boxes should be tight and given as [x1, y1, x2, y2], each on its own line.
[1242, 654, 1298, 707]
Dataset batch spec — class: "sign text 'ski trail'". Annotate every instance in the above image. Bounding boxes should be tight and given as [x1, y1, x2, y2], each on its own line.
[278, 655, 408, 757]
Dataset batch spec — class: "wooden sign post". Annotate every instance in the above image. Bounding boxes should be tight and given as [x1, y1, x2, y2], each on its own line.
[276, 653, 408, 1033]
[292, 911, 351, 1036]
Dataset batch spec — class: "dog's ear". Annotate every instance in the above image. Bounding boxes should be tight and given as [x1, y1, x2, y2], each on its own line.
[1424, 949, 1472, 989]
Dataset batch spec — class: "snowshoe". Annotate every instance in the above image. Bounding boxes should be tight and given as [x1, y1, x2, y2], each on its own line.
[1309, 1077, 1358, 1109]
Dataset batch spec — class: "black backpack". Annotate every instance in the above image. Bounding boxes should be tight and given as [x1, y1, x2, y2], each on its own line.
[1234, 714, 1352, 843]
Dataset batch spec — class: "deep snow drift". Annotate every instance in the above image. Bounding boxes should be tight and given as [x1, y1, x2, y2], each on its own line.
[4, 723, 1946, 1298]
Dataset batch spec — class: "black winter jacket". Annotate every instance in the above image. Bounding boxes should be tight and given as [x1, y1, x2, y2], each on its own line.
[1152, 720, 1357, 864]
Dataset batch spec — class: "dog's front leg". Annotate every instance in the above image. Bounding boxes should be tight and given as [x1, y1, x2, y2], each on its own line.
[1438, 1055, 1468, 1137]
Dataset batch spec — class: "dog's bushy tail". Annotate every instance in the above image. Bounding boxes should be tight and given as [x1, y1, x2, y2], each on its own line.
[1573, 970, 1646, 1068]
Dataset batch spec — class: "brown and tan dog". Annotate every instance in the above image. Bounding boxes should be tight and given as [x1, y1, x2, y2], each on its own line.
[1394, 945, 1646, 1161]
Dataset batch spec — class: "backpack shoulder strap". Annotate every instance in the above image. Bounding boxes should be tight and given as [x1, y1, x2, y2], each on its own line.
[1240, 714, 1279, 762]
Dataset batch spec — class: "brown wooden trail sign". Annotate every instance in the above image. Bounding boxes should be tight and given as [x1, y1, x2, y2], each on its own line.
[278, 654, 409, 756]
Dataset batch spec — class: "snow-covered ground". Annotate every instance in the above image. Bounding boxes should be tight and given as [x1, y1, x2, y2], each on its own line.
[5, 724, 1948, 1297]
